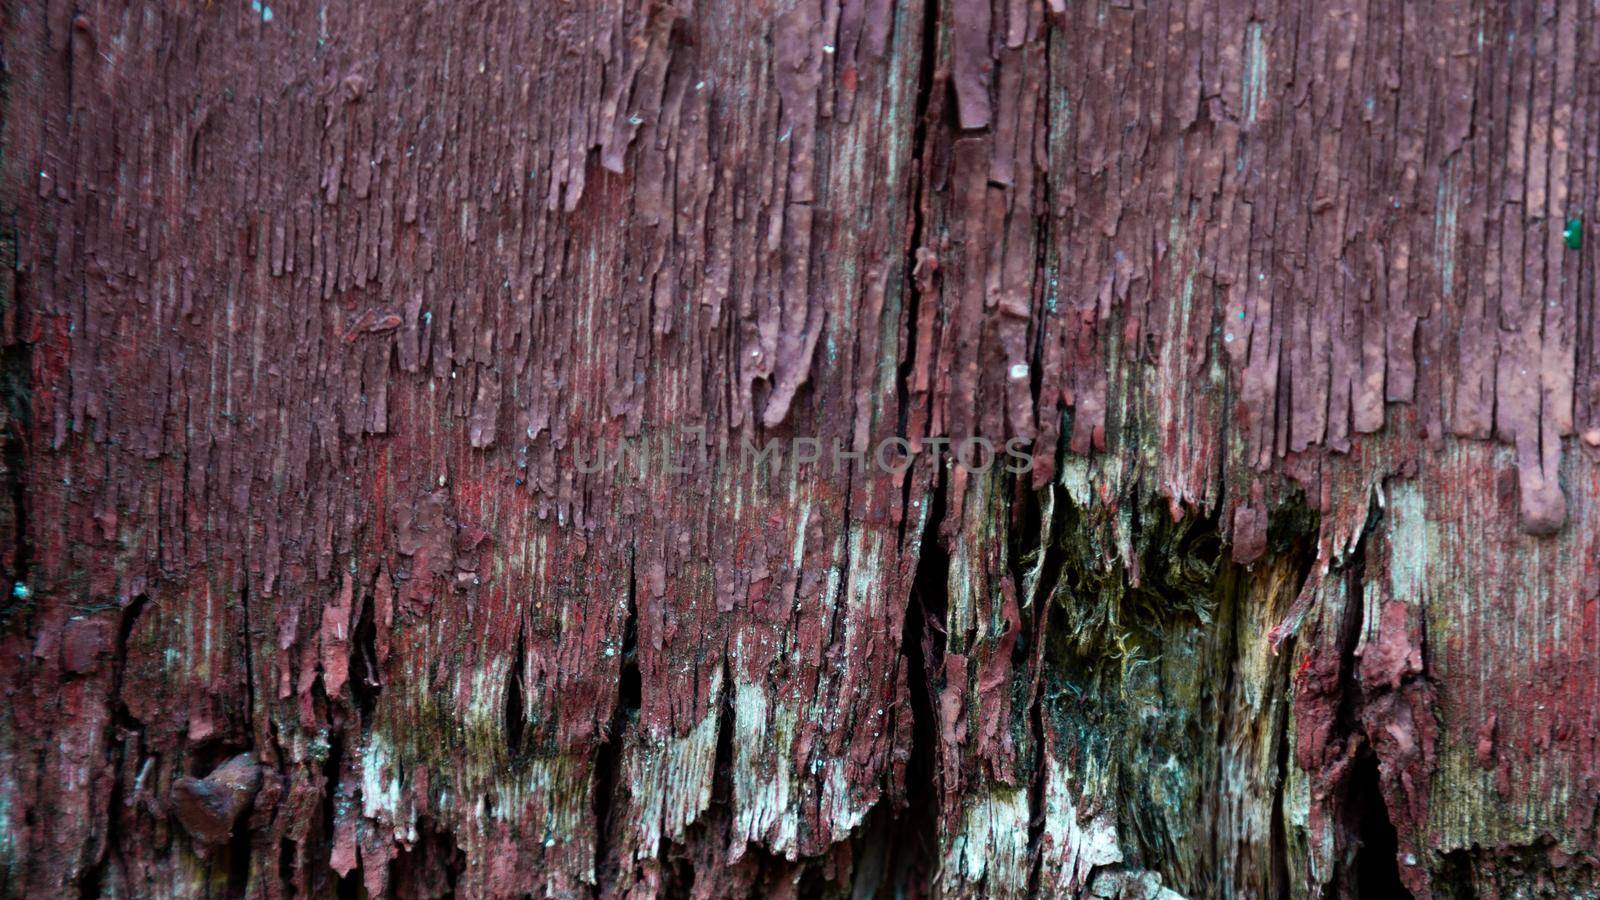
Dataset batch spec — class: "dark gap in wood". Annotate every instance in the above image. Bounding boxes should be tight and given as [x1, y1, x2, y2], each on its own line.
[315, 679, 344, 896]
[0, 260, 30, 624]
[350, 581, 381, 729]
[896, 458, 948, 889]
[389, 815, 465, 898]
[1268, 504, 1321, 898]
[1350, 747, 1408, 899]
[592, 544, 640, 885]
[502, 615, 527, 761]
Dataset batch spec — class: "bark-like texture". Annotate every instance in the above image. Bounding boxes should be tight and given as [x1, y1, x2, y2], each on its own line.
[3, 0, 1599, 896]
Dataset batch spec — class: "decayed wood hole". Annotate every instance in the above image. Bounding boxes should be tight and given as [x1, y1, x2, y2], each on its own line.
[3, 0, 1599, 897]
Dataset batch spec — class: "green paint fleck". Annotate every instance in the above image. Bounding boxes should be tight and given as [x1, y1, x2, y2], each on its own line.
[1565, 217, 1583, 250]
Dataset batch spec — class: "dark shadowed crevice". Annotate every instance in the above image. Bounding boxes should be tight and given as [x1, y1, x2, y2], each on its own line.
[389, 816, 465, 898]
[1317, 495, 1409, 899]
[315, 680, 344, 896]
[1423, 841, 1596, 899]
[76, 832, 109, 897]
[1023, 633, 1049, 898]
[857, 0, 948, 890]
[225, 810, 255, 897]
[1266, 501, 1320, 896]
[656, 833, 699, 900]
[349, 583, 381, 728]
[1268, 661, 1295, 895]
[503, 615, 527, 761]
[335, 866, 363, 900]
[0, 57, 26, 587]
[112, 595, 152, 703]
[885, 5, 946, 876]
[240, 584, 257, 735]
[892, 462, 948, 891]
[0, 260, 31, 627]
[1020, 485, 1066, 898]
[846, 802, 899, 898]
[593, 545, 641, 885]
[890, 4, 946, 875]
[79, 593, 154, 897]
[277, 838, 298, 894]
[1349, 749, 1408, 899]
[1434, 848, 1477, 900]
[892, 0, 943, 522]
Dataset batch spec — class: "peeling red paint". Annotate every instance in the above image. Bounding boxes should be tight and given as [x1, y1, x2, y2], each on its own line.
[3, 0, 1599, 896]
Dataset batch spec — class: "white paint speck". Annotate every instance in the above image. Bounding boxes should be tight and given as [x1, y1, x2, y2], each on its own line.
[1008, 363, 1030, 380]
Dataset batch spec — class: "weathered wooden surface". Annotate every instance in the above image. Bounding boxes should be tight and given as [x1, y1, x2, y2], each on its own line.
[2, 0, 1599, 896]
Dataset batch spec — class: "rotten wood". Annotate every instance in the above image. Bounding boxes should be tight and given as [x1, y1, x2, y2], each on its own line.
[2, 0, 1599, 896]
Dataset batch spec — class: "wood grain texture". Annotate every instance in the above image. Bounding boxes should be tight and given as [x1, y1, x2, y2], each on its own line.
[1, 0, 1597, 896]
